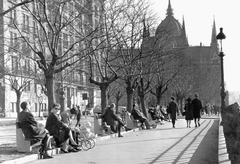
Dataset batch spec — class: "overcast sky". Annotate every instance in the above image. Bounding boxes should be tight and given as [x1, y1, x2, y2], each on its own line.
[149, 0, 240, 92]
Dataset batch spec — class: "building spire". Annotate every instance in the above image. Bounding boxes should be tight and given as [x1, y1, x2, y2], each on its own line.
[166, 0, 173, 16]
[211, 16, 217, 46]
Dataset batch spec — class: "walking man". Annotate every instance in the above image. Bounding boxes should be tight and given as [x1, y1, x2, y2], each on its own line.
[192, 94, 203, 127]
[167, 97, 178, 128]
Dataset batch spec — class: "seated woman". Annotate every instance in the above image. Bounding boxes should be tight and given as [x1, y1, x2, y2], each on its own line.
[45, 103, 80, 153]
[60, 107, 81, 149]
[18, 101, 52, 159]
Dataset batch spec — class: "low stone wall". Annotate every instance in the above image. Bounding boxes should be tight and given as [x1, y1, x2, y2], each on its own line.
[219, 115, 231, 163]
[221, 102, 240, 164]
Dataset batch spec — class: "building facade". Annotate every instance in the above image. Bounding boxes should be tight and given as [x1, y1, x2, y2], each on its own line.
[143, 0, 222, 106]
[0, 0, 102, 117]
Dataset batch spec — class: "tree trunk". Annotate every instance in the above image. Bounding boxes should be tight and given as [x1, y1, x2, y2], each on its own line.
[16, 91, 22, 115]
[126, 84, 134, 113]
[45, 75, 56, 113]
[139, 94, 147, 118]
[100, 84, 108, 114]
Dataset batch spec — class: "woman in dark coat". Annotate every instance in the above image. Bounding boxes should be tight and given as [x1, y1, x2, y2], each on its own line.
[184, 98, 194, 128]
[46, 103, 79, 153]
[18, 101, 52, 159]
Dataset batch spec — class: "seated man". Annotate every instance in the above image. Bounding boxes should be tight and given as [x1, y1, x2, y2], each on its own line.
[101, 103, 131, 137]
[18, 101, 52, 159]
[131, 104, 150, 129]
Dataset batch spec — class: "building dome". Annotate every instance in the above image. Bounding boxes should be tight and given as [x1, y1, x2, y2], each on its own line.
[155, 0, 182, 37]
[155, 16, 182, 37]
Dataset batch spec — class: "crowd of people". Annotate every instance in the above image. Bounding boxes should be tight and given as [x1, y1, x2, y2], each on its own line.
[17, 93, 213, 159]
[17, 102, 83, 159]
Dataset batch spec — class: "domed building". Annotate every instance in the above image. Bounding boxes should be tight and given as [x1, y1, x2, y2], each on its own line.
[142, 0, 224, 107]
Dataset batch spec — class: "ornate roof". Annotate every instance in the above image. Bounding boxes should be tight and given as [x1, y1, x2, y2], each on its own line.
[155, 0, 183, 37]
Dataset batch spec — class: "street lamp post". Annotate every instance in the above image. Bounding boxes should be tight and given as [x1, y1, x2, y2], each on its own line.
[216, 27, 226, 109]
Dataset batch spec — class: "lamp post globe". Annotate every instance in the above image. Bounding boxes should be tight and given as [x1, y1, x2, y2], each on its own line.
[216, 27, 226, 109]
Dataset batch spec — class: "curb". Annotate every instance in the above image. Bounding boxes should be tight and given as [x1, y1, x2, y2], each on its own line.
[1, 128, 139, 164]
[218, 115, 231, 164]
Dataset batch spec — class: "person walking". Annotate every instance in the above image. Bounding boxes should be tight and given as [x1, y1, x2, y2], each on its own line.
[184, 98, 194, 128]
[167, 97, 178, 128]
[192, 94, 203, 127]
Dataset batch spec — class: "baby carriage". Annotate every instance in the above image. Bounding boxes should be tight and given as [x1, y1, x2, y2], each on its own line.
[77, 122, 96, 151]
[148, 107, 163, 128]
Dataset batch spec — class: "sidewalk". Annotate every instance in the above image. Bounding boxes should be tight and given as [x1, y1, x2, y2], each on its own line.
[4, 117, 219, 164]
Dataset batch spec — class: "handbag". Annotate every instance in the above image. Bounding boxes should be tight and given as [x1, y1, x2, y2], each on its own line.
[182, 111, 186, 116]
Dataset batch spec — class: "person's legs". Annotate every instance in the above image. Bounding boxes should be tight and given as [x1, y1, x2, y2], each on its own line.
[61, 139, 69, 153]
[189, 120, 191, 128]
[117, 122, 123, 137]
[194, 118, 197, 127]
[40, 134, 53, 158]
[68, 130, 78, 146]
[172, 119, 175, 128]
[198, 118, 201, 126]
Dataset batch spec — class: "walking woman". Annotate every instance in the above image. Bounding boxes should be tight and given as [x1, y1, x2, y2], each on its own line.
[184, 98, 194, 128]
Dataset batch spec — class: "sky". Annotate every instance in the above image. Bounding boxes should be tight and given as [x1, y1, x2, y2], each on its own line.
[150, 0, 240, 92]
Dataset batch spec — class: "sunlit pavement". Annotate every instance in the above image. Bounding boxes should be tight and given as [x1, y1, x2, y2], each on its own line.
[23, 116, 219, 164]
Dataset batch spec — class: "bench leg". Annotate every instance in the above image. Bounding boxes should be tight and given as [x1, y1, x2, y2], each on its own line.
[16, 128, 33, 152]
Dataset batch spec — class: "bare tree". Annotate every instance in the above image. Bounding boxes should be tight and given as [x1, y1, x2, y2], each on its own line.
[0, 53, 37, 115]
[0, 0, 34, 17]
[3, 0, 99, 112]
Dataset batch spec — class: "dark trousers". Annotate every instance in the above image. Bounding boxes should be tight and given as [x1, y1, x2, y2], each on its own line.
[110, 122, 122, 135]
[172, 119, 176, 126]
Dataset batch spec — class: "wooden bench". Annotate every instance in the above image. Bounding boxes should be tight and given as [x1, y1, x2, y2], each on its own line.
[125, 112, 139, 129]
[16, 121, 41, 152]
[16, 119, 49, 153]
[94, 114, 111, 135]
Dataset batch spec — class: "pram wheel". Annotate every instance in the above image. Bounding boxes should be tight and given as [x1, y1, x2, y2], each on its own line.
[152, 124, 157, 129]
[78, 138, 91, 151]
[88, 138, 96, 149]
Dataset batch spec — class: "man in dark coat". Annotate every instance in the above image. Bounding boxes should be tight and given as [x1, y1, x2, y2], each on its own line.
[131, 104, 151, 129]
[192, 94, 203, 127]
[102, 103, 130, 137]
[167, 97, 178, 128]
[18, 101, 52, 158]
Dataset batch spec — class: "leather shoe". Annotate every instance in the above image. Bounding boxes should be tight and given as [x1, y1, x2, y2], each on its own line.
[60, 148, 69, 153]
[125, 127, 132, 131]
[118, 134, 124, 137]
[68, 148, 78, 153]
[42, 153, 53, 159]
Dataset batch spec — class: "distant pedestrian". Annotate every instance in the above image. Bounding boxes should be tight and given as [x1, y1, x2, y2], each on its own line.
[184, 98, 194, 128]
[75, 105, 82, 127]
[167, 97, 178, 128]
[192, 94, 203, 127]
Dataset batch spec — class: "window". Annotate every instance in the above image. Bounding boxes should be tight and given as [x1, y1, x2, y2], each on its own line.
[23, 59, 30, 75]
[9, 9, 17, 26]
[11, 56, 18, 73]
[23, 13, 30, 32]
[9, 31, 17, 48]
[63, 33, 68, 48]
[35, 103, 38, 112]
[10, 102, 16, 112]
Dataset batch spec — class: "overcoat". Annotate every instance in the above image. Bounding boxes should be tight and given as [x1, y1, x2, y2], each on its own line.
[18, 111, 46, 141]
